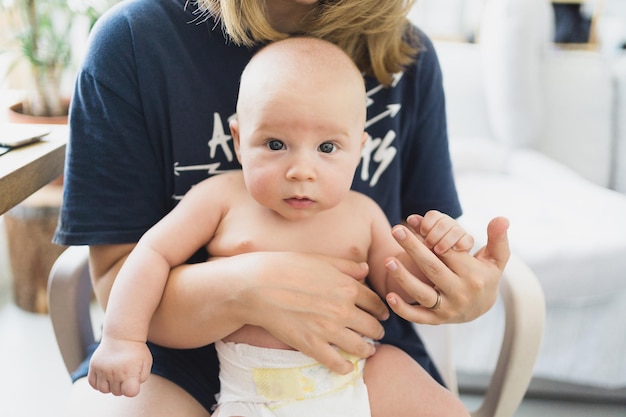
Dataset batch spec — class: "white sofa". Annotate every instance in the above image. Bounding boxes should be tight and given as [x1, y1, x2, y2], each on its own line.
[423, 0, 626, 401]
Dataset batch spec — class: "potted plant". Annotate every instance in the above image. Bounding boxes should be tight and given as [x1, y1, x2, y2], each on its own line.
[1, 0, 116, 119]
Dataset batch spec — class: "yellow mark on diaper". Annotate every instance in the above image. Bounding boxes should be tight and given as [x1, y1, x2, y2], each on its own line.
[252, 354, 362, 402]
[253, 366, 316, 401]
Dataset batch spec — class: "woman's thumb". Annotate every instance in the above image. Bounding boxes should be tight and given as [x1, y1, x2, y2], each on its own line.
[481, 216, 510, 270]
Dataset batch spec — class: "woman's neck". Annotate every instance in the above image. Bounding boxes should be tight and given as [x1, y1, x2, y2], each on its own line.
[264, 0, 317, 33]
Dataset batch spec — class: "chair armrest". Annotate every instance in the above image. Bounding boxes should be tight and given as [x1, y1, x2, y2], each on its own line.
[472, 253, 545, 417]
[47, 245, 95, 375]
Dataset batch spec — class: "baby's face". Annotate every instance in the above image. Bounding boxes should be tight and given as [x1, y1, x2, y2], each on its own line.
[234, 71, 366, 220]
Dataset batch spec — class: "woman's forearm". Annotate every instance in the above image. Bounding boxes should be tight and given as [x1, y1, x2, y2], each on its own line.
[147, 251, 385, 350]
[91, 242, 384, 370]
[147, 255, 253, 348]
[148, 251, 387, 374]
[89, 243, 247, 348]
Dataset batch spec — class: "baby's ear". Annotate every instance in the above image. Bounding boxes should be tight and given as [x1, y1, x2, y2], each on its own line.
[361, 132, 369, 149]
[229, 118, 242, 163]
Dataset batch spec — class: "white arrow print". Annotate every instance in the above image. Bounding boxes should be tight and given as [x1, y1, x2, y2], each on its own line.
[365, 104, 401, 129]
[365, 72, 403, 106]
[173, 161, 233, 176]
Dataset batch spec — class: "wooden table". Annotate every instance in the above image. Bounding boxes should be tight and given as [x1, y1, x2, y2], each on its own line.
[0, 125, 68, 216]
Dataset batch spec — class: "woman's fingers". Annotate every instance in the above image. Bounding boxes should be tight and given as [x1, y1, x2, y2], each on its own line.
[323, 257, 389, 322]
[301, 332, 375, 375]
[384, 252, 454, 324]
[390, 225, 454, 294]
[242, 253, 387, 373]
[384, 257, 442, 307]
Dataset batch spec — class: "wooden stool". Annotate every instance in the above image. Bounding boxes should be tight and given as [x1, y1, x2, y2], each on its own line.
[4, 183, 67, 313]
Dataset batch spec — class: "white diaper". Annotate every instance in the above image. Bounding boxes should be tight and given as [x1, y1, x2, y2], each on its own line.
[214, 340, 371, 417]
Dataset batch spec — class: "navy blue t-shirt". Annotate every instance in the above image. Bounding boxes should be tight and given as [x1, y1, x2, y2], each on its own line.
[55, 0, 462, 409]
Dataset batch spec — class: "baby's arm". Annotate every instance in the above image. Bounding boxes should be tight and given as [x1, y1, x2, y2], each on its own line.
[88, 242, 174, 397]
[88, 177, 229, 397]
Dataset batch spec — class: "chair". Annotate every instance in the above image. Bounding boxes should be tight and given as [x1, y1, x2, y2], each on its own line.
[48, 245, 545, 417]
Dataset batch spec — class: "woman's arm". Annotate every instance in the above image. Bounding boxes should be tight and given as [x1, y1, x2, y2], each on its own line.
[155, 252, 391, 374]
[90, 246, 389, 375]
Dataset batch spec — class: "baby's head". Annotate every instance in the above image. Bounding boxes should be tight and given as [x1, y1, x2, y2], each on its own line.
[233, 35, 367, 133]
[230, 36, 368, 219]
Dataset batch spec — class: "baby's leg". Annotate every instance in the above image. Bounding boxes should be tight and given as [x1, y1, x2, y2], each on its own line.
[364, 344, 469, 417]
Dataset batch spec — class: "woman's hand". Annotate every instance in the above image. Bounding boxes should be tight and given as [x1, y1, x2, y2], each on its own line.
[243, 253, 390, 374]
[149, 251, 389, 375]
[384, 216, 510, 324]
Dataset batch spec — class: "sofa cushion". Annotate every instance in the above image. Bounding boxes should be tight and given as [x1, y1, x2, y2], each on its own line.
[456, 148, 626, 302]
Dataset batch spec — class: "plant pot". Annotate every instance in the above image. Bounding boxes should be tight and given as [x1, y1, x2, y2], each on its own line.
[7, 100, 69, 125]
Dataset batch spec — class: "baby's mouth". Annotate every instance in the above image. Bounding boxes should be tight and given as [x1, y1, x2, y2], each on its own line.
[284, 196, 315, 208]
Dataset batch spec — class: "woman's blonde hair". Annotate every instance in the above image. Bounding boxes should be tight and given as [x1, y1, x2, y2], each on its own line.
[195, 0, 420, 86]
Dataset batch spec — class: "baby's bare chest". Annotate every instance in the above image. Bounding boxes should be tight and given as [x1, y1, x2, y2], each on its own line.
[206, 204, 371, 262]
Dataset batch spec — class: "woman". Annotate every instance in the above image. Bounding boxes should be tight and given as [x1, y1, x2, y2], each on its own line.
[56, 0, 510, 415]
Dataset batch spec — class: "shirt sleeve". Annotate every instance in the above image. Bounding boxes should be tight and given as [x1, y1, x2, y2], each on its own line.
[54, 12, 171, 246]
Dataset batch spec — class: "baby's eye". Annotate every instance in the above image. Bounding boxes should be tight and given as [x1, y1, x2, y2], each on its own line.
[267, 139, 285, 151]
[318, 142, 336, 154]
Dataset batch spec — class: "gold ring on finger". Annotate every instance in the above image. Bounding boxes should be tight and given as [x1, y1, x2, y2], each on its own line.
[425, 288, 442, 311]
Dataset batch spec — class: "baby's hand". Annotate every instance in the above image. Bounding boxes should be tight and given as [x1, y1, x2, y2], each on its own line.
[88, 338, 152, 397]
[407, 211, 474, 255]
